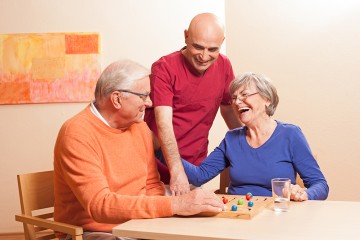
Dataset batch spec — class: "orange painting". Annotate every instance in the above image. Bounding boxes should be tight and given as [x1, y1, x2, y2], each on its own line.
[0, 32, 101, 104]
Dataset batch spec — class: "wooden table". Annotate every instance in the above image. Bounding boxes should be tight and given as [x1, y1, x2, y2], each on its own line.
[113, 200, 360, 240]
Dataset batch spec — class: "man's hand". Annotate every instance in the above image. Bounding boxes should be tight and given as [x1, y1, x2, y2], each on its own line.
[171, 188, 226, 216]
[169, 166, 190, 196]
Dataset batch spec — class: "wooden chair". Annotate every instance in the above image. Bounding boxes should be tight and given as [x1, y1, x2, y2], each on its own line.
[215, 167, 306, 194]
[214, 167, 230, 194]
[15, 170, 83, 240]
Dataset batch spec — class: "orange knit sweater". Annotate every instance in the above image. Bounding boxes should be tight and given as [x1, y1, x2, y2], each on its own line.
[54, 105, 172, 232]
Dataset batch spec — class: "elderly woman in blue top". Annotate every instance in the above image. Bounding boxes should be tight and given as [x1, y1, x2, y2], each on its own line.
[182, 72, 329, 201]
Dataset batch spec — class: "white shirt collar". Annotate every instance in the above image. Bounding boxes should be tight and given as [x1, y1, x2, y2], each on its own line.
[90, 100, 110, 127]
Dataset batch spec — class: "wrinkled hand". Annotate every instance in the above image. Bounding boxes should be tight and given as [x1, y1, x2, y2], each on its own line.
[169, 169, 190, 196]
[171, 188, 226, 216]
[290, 184, 308, 201]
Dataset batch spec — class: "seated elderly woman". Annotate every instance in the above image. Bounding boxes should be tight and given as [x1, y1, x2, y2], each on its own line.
[182, 72, 329, 201]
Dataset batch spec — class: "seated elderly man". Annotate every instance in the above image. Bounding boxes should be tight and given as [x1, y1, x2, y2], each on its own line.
[53, 59, 225, 240]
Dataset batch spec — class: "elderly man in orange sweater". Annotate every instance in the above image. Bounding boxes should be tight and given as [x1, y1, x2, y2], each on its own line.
[53, 59, 225, 240]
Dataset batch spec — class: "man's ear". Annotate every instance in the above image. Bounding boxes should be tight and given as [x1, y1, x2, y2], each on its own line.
[184, 29, 189, 45]
[184, 29, 188, 39]
[111, 92, 122, 109]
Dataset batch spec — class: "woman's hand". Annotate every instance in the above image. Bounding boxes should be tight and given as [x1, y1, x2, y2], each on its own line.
[290, 184, 308, 202]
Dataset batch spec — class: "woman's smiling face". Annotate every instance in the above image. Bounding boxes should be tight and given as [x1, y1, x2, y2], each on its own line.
[232, 82, 269, 125]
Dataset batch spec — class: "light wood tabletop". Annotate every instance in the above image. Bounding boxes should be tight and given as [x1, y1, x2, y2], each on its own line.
[113, 200, 360, 240]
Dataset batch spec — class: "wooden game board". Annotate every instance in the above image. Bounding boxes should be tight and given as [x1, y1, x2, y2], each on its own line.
[197, 194, 272, 220]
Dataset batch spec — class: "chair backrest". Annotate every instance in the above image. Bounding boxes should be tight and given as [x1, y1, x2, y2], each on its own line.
[16, 170, 83, 240]
[214, 167, 229, 194]
[17, 171, 55, 240]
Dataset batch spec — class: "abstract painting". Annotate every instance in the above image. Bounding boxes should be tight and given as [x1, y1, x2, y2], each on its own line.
[0, 32, 101, 104]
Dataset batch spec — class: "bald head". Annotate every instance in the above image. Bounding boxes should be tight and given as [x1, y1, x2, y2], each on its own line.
[187, 13, 225, 40]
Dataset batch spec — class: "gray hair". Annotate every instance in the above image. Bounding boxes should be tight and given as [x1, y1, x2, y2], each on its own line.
[94, 59, 150, 101]
[229, 72, 279, 116]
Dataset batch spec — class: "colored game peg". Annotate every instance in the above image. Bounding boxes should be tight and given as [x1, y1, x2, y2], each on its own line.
[246, 192, 253, 201]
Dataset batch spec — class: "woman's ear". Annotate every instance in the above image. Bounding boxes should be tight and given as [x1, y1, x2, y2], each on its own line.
[265, 99, 271, 108]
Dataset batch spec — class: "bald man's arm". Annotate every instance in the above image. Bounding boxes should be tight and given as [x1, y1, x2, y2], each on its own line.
[154, 106, 190, 195]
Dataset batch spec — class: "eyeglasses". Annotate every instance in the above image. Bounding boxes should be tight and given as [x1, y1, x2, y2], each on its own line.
[232, 92, 259, 103]
[116, 89, 150, 101]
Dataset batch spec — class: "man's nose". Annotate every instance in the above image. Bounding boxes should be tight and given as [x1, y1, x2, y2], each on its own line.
[199, 49, 210, 60]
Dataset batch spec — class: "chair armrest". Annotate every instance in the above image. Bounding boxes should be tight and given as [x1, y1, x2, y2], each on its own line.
[15, 214, 83, 236]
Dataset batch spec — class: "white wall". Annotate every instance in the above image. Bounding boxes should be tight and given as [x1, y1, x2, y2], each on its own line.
[0, 0, 225, 232]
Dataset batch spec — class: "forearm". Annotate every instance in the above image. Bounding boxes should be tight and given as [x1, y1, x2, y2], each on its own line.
[157, 124, 184, 175]
[154, 106, 185, 177]
[292, 128, 329, 200]
[182, 159, 206, 186]
[154, 106, 189, 194]
[182, 146, 228, 186]
[306, 181, 329, 200]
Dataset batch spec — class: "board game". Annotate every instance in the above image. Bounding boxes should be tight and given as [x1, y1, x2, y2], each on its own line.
[197, 194, 272, 220]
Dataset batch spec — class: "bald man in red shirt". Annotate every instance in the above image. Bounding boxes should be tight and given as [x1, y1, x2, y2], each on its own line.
[145, 13, 242, 195]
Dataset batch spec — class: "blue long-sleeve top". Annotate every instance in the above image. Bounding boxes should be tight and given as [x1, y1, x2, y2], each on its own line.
[182, 121, 329, 200]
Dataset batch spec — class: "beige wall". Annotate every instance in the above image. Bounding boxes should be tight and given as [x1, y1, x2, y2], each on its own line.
[1, 0, 360, 233]
[0, 0, 225, 232]
[225, 0, 360, 201]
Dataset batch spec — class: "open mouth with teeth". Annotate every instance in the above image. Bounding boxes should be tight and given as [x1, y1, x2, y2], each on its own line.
[239, 108, 250, 113]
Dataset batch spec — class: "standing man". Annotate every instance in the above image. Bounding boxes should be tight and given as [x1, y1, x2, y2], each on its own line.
[145, 13, 242, 195]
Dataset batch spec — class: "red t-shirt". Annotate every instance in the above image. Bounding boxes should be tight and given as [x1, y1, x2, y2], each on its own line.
[145, 50, 234, 180]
